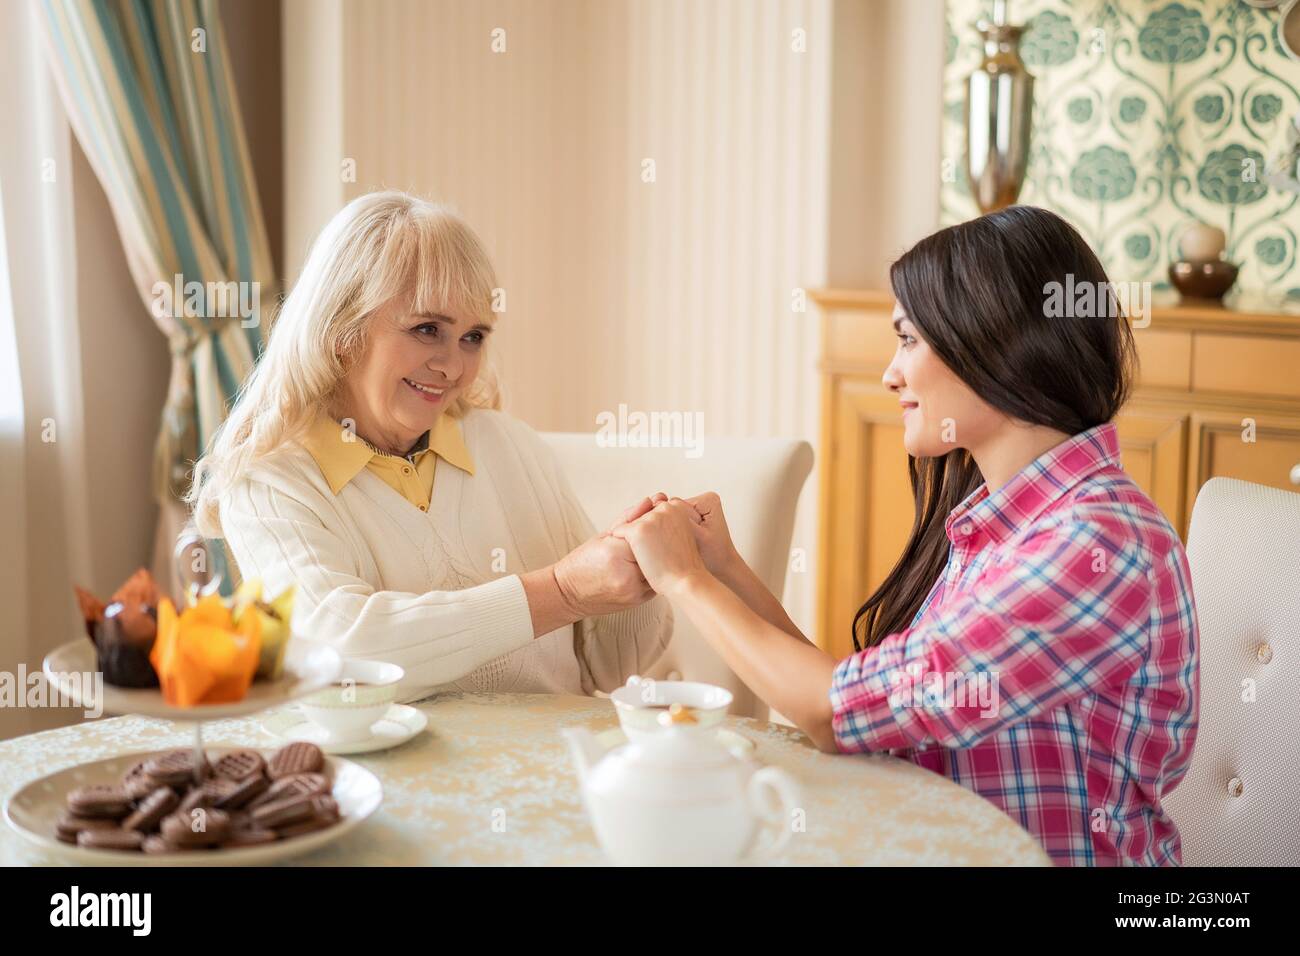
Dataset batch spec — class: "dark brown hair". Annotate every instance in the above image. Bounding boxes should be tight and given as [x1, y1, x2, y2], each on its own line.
[851, 205, 1137, 651]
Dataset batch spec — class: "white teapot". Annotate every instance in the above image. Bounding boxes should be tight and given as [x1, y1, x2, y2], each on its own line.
[563, 711, 801, 866]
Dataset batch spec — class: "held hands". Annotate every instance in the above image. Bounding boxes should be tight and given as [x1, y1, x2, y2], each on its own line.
[610, 491, 739, 596]
[554, 531, 654, 618]
[550, 490, 740, 617]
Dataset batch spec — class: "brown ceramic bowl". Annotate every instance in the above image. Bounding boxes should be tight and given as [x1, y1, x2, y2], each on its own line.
[1169, 260, 1239, 301]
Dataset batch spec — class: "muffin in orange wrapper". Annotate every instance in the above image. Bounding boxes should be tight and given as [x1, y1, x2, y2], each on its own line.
[150, 595, 261, 707]
[73, 568, 162, 688]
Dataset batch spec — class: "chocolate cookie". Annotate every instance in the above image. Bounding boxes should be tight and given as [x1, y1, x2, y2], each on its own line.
[144, 749, 208, 787]
[120, 760, 156, 801]
[251, 793, 319, 829]
[225, 827, 278, 848]
[142, 834, 178, 854]
[77, 828, 144, 851]
[65, 784, 131, 819]
[213, 773, 269, 811]
[122, 786, 179, 833]
[274, 795, 339, 838]
[55, 812, 121, 844]
[267, 742, 324, 779]
[247, 772, 329, 809]
[177, 776, 240, 814]
[276, 814, 339, 839]
[213, 749, 266, 782]
[160, 807, 231, 848]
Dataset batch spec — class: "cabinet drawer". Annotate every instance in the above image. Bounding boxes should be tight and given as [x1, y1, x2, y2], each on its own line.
[1192, 335, 1300, 399]
[1132, 329, 1191, 390]
[1189, 410, 1300, 501]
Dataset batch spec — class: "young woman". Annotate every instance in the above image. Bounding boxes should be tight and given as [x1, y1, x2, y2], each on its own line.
[613, 206, 1199, 866]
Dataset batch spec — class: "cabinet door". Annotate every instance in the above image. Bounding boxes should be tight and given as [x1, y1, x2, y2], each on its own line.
[1113, 406, 1189, 536]
[818, 379, 913, 659]
[1187, 408, 1300, 513]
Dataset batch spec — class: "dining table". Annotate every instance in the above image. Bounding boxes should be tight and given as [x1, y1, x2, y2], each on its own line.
[0, 692, 1051, 865]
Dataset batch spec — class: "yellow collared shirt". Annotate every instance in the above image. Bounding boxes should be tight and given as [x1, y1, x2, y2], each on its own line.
[302, 413, 475, 511]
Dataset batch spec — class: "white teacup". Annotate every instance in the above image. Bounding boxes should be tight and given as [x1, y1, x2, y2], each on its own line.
[610, 676, 733, 742]
[297, 659, 404, 743]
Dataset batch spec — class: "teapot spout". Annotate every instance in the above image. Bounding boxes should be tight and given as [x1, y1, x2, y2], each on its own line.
[561, 727, 605, 782]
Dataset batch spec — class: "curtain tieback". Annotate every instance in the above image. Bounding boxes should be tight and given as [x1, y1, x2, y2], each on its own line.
[167, 314, 249, 357]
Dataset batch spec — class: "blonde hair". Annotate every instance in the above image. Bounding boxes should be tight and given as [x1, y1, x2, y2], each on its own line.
[187, 190, 502, 537]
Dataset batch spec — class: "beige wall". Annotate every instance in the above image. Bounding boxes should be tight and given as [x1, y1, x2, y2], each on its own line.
[282, 0, 945, 641]
[223, 0, 284, 277]
[283, 0, 344, 275]
[828, 0, 944, 287]
[72, 144, 172, 603]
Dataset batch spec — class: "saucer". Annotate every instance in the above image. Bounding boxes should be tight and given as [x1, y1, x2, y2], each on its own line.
[261, 703, 428, 754]
[595, 726, 755, 759]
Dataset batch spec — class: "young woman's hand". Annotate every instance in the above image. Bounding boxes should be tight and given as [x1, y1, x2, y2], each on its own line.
[608, 495, 656, 532]
[642, 491, 740, 579]
[611, 499, 710, 595]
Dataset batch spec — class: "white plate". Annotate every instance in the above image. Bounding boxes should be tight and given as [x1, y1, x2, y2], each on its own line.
[261, 704, 428, 754]
[595, 726, 755, 759]
[4, 746, 382, 866]
[43, 636, 341, 720]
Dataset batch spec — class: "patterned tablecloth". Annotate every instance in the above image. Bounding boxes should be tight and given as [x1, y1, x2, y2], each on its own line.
[0, 692, 1051, 866]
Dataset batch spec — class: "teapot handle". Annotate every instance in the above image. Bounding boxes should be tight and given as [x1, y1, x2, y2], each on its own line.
[745, 766, 800, 860]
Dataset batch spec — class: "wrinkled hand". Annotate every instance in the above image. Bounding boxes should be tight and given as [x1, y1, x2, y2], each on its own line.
[610, 499, 709, 595]
[554, 532, 654, 618]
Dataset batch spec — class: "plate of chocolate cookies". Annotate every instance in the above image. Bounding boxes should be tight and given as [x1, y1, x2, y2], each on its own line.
[3, 742, 383, 865]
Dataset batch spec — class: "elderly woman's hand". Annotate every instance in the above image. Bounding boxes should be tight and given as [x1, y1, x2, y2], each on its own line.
[553, 532, 654, 617]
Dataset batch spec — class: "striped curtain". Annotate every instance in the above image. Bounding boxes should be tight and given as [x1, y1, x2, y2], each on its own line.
[36, 0, 273, 593]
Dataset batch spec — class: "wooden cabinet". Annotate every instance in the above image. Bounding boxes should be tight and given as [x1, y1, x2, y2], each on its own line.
[813, 289, 1300, 659]
[1188, 408, 1300, 501]
[818, 381, 912, 658]
[1113, 405, 1188, 531]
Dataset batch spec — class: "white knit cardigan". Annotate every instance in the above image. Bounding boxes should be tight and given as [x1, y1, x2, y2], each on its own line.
[219, 408, 673, 701]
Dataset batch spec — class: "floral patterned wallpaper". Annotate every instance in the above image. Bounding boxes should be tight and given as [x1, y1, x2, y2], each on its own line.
[941, 1, 1300, 298]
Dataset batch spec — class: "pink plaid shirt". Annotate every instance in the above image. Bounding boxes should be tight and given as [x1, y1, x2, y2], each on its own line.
[830, 423, 1199, 866]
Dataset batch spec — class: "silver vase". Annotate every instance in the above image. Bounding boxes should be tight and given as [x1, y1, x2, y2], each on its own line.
[965, 2, 1035, 214]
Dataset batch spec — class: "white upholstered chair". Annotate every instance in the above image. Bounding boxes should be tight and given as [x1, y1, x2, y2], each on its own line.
[541, 433, 814, 720]
[1162, 478, 1300, 865]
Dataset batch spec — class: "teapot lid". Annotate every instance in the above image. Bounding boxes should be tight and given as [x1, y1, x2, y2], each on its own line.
[626, 704, 731, 768]
[585, 705, 751, 804]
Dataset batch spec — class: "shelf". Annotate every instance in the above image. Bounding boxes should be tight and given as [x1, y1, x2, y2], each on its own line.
[810, 288, 1300, 338]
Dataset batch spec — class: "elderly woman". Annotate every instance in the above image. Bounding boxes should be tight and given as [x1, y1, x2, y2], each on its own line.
[188, 191, 671, 699]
